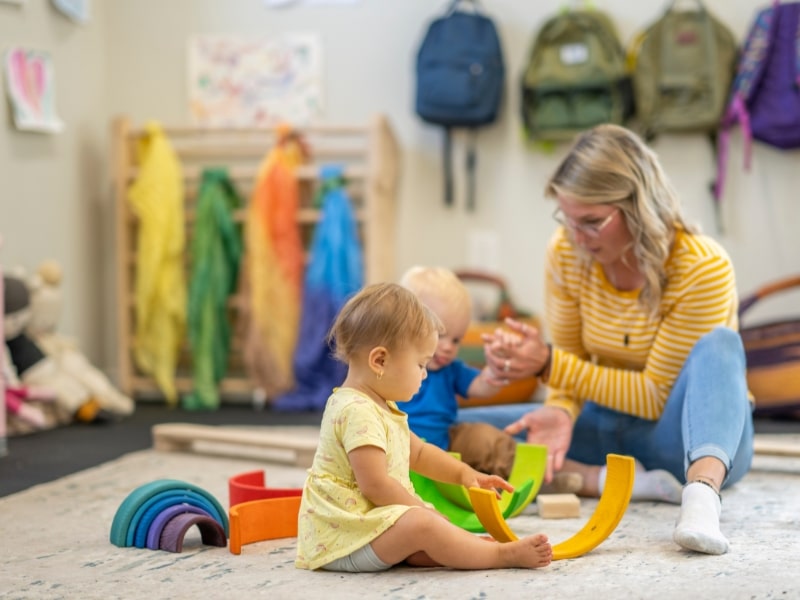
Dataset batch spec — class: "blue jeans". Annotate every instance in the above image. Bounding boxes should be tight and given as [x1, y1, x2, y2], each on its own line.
[457, 328, 754, 489]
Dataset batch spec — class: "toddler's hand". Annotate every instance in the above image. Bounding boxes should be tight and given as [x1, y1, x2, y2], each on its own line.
[465, 472, 514, 498]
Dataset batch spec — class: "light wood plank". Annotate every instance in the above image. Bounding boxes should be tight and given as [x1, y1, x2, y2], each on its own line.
[152, 423, 318, 467]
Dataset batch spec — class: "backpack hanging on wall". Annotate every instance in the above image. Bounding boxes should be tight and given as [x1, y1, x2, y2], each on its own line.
[713, 1, 800, 202]
[629, 0, 738, 139]
[629, 0, 737, 230]
[520, 7, 633, 143]
[415, 0, 505, 210]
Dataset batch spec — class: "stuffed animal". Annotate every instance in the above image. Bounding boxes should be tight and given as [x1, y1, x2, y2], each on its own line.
[3, 271, 113, 426]
[3, 357, 53, 431]
[26, 261, 135, 418]
[448, 422, 516, 480]
[2, 274, 53, 432]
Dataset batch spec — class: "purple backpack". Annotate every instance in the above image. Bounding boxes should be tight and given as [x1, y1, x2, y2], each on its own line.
[714, 1, 800, 201]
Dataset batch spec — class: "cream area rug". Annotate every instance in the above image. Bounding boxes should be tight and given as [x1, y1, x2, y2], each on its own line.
[1, 428, 799, 600]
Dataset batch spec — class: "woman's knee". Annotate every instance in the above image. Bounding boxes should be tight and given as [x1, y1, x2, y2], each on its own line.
[691, 328, 745, 366]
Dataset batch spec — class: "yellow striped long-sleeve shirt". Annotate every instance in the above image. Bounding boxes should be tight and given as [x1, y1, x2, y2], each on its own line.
[544, 226, 739, 422]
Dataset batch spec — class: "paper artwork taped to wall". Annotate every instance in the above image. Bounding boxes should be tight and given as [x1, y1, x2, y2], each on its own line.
[188, 34, 323, 128]
[51, 0, 91, 23]
[3, 47, 64, 133]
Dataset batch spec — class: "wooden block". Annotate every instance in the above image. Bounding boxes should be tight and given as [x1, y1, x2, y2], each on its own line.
[536, 493, 581, 519]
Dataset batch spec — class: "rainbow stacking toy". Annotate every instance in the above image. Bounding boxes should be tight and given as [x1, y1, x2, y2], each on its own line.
[110, 479, 229, 553]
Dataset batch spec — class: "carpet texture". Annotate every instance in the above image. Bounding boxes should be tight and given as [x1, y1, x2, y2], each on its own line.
[1, 428, 799, 600]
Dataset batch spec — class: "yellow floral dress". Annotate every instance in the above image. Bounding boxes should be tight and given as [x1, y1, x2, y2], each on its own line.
[295, 388, 420, 570]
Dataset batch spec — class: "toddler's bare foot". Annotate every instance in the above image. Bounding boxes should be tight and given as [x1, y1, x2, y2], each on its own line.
[500, 533, 552, 568]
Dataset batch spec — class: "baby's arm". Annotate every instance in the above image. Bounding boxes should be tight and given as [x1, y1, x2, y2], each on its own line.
[409, 433, 513, 495]
[349, 445, 427, 508]
[465, 366, 506, 398]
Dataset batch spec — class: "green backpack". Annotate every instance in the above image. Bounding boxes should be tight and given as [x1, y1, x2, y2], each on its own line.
[630, 1, 738, 138]
[521, 8, 633, 142]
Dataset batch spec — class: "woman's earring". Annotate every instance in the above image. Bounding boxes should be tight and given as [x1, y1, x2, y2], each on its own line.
[377, 370, 384, 381]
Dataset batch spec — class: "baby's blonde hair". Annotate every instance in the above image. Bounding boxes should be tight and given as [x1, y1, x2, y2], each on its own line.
[328, 282, 443, 363]
[399, 266, 472, 316]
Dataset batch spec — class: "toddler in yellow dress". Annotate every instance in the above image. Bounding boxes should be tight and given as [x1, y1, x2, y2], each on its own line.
[295, 282, 552, 572]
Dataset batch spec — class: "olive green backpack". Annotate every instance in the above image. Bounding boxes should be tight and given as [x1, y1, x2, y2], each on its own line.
[629, 0, 738, 139]
[630, 0, 738, 231]
[521, 8, 634, 142]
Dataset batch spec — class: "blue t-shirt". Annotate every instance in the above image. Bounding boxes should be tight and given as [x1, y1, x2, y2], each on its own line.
[402, 360, 480, 449]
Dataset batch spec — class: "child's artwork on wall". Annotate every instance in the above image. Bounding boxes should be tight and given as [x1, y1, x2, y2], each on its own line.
[51, 0, 91, 23]
[3, 47, 64, 133]
[188, 34, 323, 128]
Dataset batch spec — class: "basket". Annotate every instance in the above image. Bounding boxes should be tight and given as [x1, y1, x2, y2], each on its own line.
[738, 275, 800, 417]
[454, 270, 540, 407]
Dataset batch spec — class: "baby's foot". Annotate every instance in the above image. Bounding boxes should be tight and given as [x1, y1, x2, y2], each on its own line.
[503, 533, 552, 568]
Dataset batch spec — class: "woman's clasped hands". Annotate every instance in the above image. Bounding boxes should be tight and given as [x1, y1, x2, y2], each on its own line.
[482, 318, 572, 482]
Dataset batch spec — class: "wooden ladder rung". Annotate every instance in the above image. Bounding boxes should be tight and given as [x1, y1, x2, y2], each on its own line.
[753, 437, 800, 458]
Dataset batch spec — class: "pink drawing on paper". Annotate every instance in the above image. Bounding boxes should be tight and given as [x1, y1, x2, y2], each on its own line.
[3, 47, 64, 133]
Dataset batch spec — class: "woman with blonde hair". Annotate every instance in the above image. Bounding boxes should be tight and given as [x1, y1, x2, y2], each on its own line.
[476, 124, 753, 555]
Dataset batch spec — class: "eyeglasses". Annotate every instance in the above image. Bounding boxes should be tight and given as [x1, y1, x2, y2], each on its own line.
[552, 207, 619, 239]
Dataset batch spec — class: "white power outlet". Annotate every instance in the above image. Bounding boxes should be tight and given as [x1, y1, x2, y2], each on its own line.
[466, 230, 500, 272]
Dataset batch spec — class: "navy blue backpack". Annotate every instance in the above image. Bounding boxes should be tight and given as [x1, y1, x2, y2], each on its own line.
[415, 0, 505, 209]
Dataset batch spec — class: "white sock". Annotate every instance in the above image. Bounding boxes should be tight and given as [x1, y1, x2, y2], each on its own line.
[598, 465, 683, 504]
[673, 482, 729, 555]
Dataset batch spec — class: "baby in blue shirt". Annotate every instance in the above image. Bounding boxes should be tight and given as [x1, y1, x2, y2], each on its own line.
[400, 266, 515, 477]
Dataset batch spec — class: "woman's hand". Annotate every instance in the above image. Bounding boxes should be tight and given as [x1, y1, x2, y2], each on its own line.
[482, 318, 549, 381]
[504, 406, 573, 483]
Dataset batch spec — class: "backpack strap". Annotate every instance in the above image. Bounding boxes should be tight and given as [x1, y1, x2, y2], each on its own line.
[466, 129, 477, 212]
[705, 131, 725, 233]
[443, 127, 454, 207]
[713, 91, 752, 202]
[713, 2, 779, 201]
[442, 128, 479, 210]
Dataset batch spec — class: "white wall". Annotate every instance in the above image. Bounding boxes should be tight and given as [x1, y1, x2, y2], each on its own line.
[100, 0, 800, 333]
[0, 0, 109, 361]
[2, 0, 798, 374]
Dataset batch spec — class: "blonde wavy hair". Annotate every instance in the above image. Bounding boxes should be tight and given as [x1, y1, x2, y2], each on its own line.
[545, 124, 698, 317]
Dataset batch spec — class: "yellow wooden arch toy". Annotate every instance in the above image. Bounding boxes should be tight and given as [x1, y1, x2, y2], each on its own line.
[468, 453, 635, 560]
